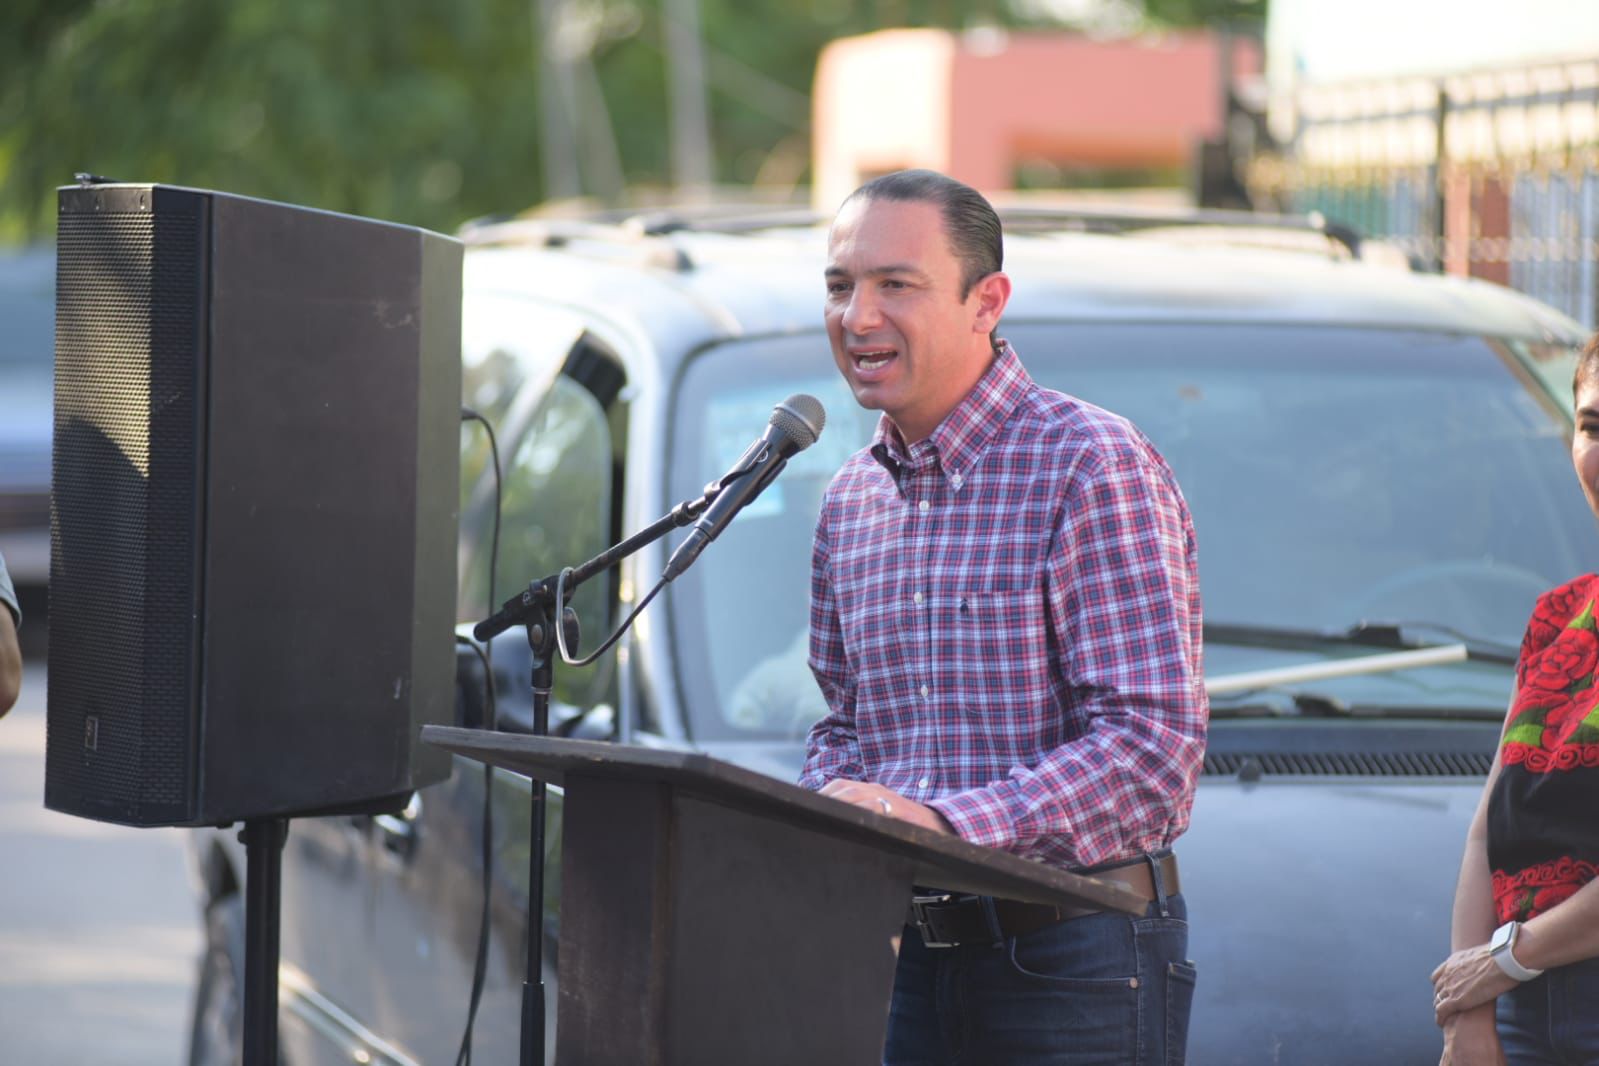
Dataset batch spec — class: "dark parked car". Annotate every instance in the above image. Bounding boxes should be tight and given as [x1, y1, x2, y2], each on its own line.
[187, 208, 1593, 1065]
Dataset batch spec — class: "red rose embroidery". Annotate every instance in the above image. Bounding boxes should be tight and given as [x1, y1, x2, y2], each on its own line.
[1541, 700, 1592, 749]
[1511, 682, 1568, 720]
[1534, 884, 1580, 912]
[1524, 580, 1596, 654]
[1523, 627, 1599, 701]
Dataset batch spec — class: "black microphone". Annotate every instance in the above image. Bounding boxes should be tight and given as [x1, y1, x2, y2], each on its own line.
[662, 394, 825, 582]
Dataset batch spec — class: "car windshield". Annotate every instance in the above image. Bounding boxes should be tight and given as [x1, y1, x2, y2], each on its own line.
[665, 323, 1594, 740]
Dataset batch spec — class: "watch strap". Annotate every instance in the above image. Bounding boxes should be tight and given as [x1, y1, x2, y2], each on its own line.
[1490, 921, 1545, 982]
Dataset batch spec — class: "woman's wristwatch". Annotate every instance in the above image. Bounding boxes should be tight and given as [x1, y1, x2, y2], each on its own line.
[1489, 920, 1545, 981]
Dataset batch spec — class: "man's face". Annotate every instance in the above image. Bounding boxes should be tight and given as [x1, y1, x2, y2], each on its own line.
[824, 197, 1004, 443]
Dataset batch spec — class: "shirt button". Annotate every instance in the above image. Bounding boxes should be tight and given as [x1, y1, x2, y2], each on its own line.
[918, 777, 930, 790]
[950, 473, 963, 488]
[920, 684, 930, 698]
[913, 591, 924, 605]
[918, 500, 930, 513]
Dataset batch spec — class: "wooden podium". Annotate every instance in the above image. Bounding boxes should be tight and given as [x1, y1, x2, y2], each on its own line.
[422, 726, 1145, 1066]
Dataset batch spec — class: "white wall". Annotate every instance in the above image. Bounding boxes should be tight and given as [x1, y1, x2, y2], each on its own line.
[1267, 0, 1599, 90]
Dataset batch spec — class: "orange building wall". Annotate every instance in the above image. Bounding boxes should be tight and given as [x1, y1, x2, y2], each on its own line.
[813, 29, 1261, 208]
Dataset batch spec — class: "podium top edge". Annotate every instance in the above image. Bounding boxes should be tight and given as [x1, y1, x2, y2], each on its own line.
[421, 726, 1148, 915]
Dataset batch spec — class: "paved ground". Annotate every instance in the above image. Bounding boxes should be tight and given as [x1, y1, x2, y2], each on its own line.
[0, 658, 200, 1065]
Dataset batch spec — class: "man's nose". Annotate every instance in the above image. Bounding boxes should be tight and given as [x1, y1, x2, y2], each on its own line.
[841, 287, 882, 333]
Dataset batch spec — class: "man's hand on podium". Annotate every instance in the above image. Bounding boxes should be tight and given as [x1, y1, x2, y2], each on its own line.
[820, 779, 954, 835]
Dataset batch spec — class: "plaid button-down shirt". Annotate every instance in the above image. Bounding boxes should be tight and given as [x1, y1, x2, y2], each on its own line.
[799, 342, 1207, 870]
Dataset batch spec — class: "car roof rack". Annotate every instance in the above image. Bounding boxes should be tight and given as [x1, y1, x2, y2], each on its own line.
[992, 204, 1364, 259]
[459, 202, 1371, 267]
[457, 205, 824, 272]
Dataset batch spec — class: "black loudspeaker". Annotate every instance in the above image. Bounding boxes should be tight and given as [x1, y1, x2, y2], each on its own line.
[46, 183, 461, 827]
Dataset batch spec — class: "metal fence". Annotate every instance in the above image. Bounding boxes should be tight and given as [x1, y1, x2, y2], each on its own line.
[1251, 59, 1599, 327]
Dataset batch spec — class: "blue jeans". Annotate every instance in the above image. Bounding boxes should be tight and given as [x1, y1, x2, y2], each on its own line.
[1498, 955, 1599, 1064]
[884, 893, 1194, 1066]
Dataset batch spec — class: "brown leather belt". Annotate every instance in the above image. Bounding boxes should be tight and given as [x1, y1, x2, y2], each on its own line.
[906, 852, 1181, 949]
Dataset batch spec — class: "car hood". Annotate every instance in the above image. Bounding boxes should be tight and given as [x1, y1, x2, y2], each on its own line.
[701, 729, 1483, 1065]
[1183, 777, 1477, 1064]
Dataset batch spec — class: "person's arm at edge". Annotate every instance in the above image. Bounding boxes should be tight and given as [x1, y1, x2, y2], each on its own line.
[0, 603, 20, 717]
[1435, 840, 1599, 1038]
[1435, 746, 1505, 1058]
[926, 447, 1206, 863]
[1513, 877, 1599, 971]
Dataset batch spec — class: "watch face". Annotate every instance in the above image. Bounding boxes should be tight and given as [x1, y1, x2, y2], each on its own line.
[1490, 922, 1514, 953]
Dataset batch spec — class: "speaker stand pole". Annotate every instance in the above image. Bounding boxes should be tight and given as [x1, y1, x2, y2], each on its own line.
[522, 595, 558, 1066]
[241, 817, 288, 1066]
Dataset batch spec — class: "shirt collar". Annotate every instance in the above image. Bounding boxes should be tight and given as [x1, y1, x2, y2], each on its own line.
[870, 340, 1032, 489]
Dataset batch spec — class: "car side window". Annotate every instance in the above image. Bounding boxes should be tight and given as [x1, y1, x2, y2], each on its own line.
[470, 370, 618, 711]
[457, 289, 627, 718]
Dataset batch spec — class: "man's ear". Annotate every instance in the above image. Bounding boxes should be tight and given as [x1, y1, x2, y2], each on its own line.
[970, 271, 1012, 335]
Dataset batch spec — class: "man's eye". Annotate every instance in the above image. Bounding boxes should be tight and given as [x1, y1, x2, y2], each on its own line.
[826, 281, 851, 295]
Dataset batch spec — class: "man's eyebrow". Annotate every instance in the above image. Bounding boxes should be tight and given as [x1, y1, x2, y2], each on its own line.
[823, 263, 928, 280]
[1580, 404, 1599, 420]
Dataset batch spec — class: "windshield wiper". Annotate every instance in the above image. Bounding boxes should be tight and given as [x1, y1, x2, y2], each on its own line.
[1207, 641, 1476, 696]
[1208, 690, 1355, 718]
[1205, 621, 1518, 666]
[1204, 620, 1514, 720]
[1210, 691, 1505, 720]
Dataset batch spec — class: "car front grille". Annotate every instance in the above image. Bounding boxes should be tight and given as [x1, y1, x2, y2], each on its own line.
[1202, 750, 1494, 778]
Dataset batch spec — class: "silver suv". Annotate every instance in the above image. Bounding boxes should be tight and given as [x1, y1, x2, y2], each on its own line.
[187, 207, 1591, 1066]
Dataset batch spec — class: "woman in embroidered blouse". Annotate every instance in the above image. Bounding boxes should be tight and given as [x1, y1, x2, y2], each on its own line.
[1432, 333, 1599, 1066]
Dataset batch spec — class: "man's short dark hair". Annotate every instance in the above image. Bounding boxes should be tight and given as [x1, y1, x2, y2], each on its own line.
[844, 169, 1003, 299]
[1577, 331, 1599, 398]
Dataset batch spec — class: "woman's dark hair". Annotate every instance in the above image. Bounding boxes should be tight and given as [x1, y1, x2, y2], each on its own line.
[1577, 332, 1599, 397]
[844, 169, 1003, 299]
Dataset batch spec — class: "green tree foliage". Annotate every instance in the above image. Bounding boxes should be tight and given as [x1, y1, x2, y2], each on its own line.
[0, 0, 1261, 239]
[0, 0, 544, 237]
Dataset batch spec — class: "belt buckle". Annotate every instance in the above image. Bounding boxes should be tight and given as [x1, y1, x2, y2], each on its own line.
[909, 893, 957, 949]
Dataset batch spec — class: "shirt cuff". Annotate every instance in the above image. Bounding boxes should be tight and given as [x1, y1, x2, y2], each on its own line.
[927, 784, 1024, 851]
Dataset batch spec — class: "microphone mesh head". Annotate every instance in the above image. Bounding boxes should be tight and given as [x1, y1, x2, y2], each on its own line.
[769, 394, 826, 450]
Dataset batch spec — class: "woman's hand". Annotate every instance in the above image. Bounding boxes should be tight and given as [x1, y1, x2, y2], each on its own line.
[1438, 1003, 1504, 1066]
[1432, 944, 1517, 1024]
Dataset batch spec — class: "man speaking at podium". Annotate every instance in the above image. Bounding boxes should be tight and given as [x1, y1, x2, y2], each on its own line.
[799, 170, 1208, 1065]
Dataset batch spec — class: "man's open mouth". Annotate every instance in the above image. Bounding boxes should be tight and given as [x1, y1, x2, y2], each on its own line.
[852, 347, 897, 372]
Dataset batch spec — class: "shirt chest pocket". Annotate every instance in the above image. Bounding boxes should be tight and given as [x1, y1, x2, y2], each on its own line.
[947, 585, 1054, 715]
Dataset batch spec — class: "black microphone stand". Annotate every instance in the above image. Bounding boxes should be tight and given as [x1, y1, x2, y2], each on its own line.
[474, 490, 726, 1066]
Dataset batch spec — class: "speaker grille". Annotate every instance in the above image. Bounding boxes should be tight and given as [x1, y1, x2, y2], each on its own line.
[48, 203, 202, 823]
